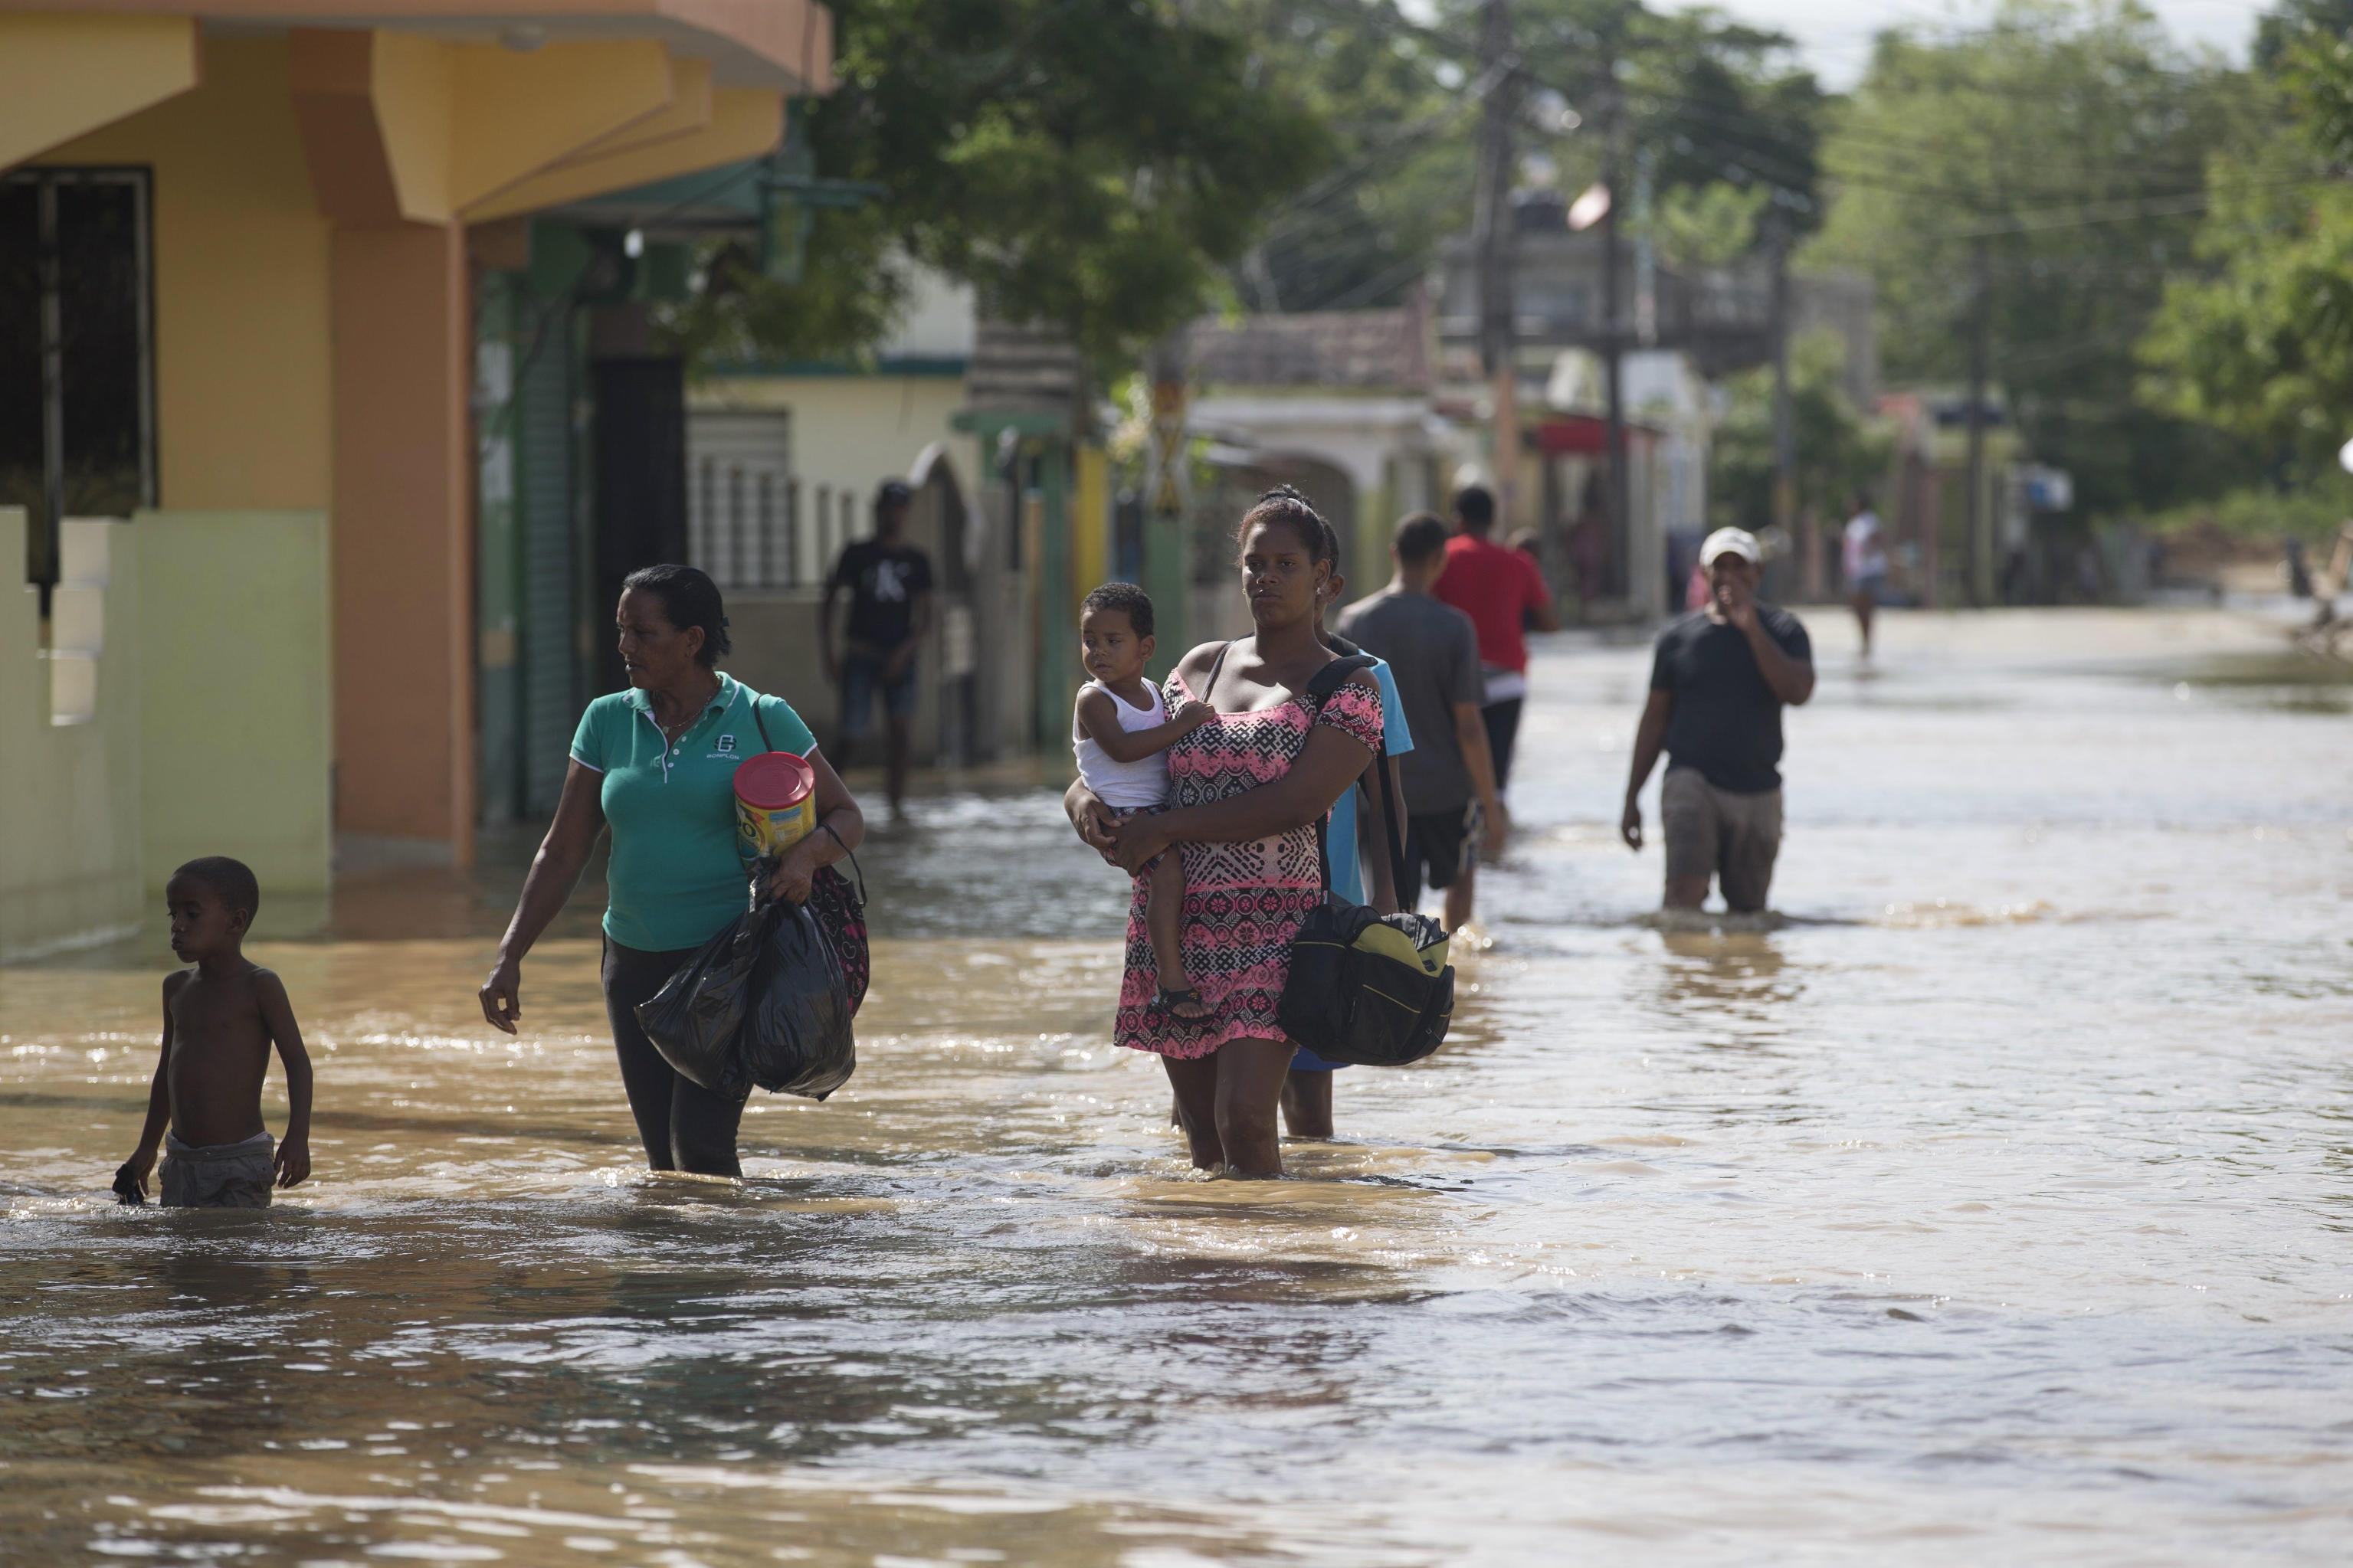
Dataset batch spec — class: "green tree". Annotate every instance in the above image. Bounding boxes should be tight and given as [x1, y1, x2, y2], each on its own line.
[1808, 0, 2256, 519]
[1709, 329, 1889, 533]
[1236, 0, 1825, 312]
[2142, 33, 2353, 468]
[1230, 0, 1476, 312]
[1508, 0, 1826, 240]
[1647, 179, 1768, 269]
[2254, 0, 2353, 70]
[667, 0, 1332, 372]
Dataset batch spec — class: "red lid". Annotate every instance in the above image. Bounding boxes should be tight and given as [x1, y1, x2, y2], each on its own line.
[733, 750, 814, 810]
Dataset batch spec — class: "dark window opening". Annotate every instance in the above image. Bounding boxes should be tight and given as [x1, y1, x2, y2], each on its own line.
[0, 167, 155, 603]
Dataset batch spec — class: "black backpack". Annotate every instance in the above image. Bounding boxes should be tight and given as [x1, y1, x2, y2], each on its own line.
[1274, 653, 1456, 1067]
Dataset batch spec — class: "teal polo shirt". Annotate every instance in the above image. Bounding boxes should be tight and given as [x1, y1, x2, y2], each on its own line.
[570, 672, 818, 952]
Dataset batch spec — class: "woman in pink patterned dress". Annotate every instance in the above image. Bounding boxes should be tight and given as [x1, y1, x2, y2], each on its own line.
[1070, 488, 1385, 1177]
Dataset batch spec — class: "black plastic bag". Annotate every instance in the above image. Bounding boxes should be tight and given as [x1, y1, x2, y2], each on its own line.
[634, 902, 765, 1104]
[739, 896, 857, 1100]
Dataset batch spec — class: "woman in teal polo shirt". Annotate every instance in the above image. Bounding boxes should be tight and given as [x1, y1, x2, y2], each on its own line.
[479, 564, 864, 1177]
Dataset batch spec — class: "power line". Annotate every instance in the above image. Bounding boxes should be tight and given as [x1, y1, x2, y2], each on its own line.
[1624, 80, 2224, 196]
[1941, 177, 2332, 237]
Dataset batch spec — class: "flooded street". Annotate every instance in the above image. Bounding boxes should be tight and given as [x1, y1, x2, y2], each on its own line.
[3, 607, 2348, 1565]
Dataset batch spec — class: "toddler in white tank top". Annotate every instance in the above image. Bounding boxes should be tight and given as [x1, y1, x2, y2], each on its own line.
[1073, 584, 1214, 1026]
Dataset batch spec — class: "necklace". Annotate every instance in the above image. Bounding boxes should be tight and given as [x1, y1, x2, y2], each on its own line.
[651, 679, 719, 748]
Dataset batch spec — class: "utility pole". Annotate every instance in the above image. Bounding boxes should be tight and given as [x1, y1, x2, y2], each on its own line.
[1632, 145, 1657, 349]
[1598, 67, 1628, 592]
[1473, 0, 1519, 522]
[1771, 218, 1804, 595]
[1965, 234, 1990, 607]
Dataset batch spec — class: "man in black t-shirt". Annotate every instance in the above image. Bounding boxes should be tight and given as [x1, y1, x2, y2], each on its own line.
[1621, 528, 1814, 913]
[821, 479, 933, 819]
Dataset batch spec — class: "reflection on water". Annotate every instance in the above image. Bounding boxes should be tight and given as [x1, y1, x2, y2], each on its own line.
[1651, 931, 1796, 1026]
[2, 611, 2348, 1564]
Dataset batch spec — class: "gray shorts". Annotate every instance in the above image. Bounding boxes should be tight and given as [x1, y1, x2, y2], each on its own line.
[1661, 768, 1783, 913]
[160, 1131, 274, 1209]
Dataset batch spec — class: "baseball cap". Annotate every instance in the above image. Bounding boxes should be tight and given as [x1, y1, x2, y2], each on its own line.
[1699, 527, 1761, 566]
[875, 478, 913, 509]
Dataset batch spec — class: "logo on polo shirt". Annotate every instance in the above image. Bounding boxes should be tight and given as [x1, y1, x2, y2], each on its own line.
[714, 733, 738, 754]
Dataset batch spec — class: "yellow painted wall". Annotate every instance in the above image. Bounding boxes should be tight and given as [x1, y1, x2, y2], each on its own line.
[449, 39, 675, 211]
[466, 84, 781, 221]
[0, 506, 332, 955]
[0, 14, 198, 172]
[370, 30, 454, 221]
[46, 36, 333, 512]
[133, 511, 333, 895]
[0, 511, 144, 961]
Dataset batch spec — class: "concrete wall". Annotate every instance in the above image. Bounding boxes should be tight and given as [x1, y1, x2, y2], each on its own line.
[48, 37, 336, 514]
[134, 511, 333, 894]
[1, 507, 335, 958]
[692, 371, 969, 578]
[0, 512, 143, 961]
[724, 589, 959, 767]
[721, 592, 830, 738]
[688, 372, 982, 767]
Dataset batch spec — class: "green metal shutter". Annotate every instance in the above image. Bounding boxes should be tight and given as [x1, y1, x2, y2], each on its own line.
[516, 305, 578, 818]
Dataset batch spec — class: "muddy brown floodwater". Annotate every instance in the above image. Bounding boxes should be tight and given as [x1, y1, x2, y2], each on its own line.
[2, 608, 2348, 1566]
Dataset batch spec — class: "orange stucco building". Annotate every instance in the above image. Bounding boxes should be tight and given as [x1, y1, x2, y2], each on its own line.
[1, 2, 831, 910]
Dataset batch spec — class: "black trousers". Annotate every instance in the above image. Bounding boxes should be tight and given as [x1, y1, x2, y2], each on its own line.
[601, 937, 746, 1177]
[1482, 696, 1525, 791]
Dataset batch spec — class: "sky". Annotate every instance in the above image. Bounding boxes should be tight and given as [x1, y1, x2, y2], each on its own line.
[1704, 0, 2260, 88]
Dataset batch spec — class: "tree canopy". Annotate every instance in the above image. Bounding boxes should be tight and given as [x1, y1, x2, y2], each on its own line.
[1238, 0, 1824, 312]
[1709, 329, 1890, 535]
[1807, 0, 2257, 520]
[2142, 29, 2353, 473]
[667, 0, 1331, 371]
[664, 0, 2339, 543]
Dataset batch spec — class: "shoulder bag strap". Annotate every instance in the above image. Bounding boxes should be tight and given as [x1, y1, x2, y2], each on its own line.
[1330, 650, 1410, 905]
[1368, 735, 1409, 912]
[1200, 640, 1235, 700]
[1301, 654, 1385, 901]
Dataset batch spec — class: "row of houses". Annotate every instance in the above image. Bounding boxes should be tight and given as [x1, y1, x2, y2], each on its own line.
[667, 238, 1879, 789]
[5, 5, 1940, 960]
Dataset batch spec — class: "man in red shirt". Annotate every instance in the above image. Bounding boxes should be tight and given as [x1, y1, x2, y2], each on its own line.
[1432, 483, 1558, 795]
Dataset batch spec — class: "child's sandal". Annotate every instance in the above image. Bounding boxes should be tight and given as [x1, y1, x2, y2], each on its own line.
[1150, 984, 1215, 1031]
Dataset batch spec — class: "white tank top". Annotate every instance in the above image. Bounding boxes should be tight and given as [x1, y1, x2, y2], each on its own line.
[1073, 680, 1172, 810]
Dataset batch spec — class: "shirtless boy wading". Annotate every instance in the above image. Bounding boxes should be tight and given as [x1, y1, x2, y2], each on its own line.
[116, 856, 314, 1207]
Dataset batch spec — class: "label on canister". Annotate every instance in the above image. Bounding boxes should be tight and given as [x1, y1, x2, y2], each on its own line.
[734, 750, 816, 859]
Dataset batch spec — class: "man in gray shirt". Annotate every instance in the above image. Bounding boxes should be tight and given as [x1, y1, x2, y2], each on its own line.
[1337, 513, 1510, 930]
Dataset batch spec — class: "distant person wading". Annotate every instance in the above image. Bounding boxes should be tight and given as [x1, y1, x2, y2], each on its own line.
[1338, 512, 1509, 931]
[479, 565, 867, 1177]
[1431, 483, 1557, 800]
[1843, 492, 1889, 660]
[823, 480, 935, 821]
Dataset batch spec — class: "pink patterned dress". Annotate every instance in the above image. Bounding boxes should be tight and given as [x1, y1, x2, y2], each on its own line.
[1113, 667, 1385, 1059]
